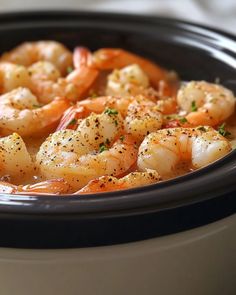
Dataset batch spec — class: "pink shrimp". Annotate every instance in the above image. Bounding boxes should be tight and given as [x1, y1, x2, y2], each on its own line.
[73, 47, 179, 97]
[57, 95, 163, 141]
[75, 170, 161, 194]
[1, 41, 73, 76]
[177, 81, 235, 127]
[92, 48, 179, 97]
[65, 47, 99, 99]
[0, 179, 71, 195]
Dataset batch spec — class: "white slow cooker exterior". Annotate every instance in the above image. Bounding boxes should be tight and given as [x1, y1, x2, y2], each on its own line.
[0, 213, 235, 295]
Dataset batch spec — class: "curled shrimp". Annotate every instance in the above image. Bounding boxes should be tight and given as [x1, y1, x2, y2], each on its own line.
[92, 48, 178, 97]
[28, 61, 82, 103]
[0, 59, 94, 104]
[28, 50, 98, 103]
[0, 87, 70, 136]
[71, 47, 178, 111]
[57, 95, 163, 140]
[0, 133, 34, 181]
[0, 179, 71, 195]
[1, 41, 73, 75]
[106, 64, 177, 114]
[58, 96, 135, 130]
[177, 81, 235, 126]
[72, 47, 179, 98]
[106, 64, 150, 97]
[1, 45, 99, 103]
[37, 111, 138, 190]
[138, 127, 231, 177]
[30, 46, 98, 102]
[76, 169, 161, 194]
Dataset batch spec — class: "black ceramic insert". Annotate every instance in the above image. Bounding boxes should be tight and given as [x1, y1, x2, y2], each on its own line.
[0, 11, 235, 248]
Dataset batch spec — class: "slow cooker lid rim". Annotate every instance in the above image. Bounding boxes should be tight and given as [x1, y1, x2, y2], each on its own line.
[0, 10, 235, 44]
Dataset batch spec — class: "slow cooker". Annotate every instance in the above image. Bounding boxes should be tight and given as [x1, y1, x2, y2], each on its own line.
[0, 11, 235, 295]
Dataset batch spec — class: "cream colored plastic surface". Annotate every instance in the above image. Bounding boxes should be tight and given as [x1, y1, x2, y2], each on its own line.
[0, 214, 235, 295]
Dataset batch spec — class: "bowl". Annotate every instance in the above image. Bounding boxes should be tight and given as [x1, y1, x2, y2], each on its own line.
[0, 11, 235, 295]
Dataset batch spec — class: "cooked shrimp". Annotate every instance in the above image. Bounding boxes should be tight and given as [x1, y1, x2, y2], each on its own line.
[138, 127, 231, 177]
[66, 47, 99, 97]
[0, 87, 70, 136]
[92, 48, 178, 97]
[28, 61, 78, 104]
[0, 61, 87, 104]
[37, 111, 138, 189]
[0, 62, 32, 94]
[27, 58, 98, 103]
[75, 96, 162, 142]
[0, 178, 71, 195]
[72, 47, 178, 97]
[76, 169, 161, 194]
[72, 47, 178, 106]
[28, 61, 61, 82]
[124, 98, 163, 140]
[1, 41, 73, 75]
[39, 108, 124, 161]
[0, 133, 34, 180]
[56, 95, 139, 130]
[75, 108, 124, 149]
[106, 64, 177, 114]
[65, 65, 98, 101]
[1, 45, 99, 103]
[106, 64, 150, 96]
[177, 81, 235, 126]
[37, 133, 138, 190]
[57, 95, 163, 139]
[73, 46, 102, 80]
[156, 96, 177, 115]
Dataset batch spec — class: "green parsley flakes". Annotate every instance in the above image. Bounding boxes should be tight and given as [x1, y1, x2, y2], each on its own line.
[191, 101, 198, 112]
[67, 66, 73, 74]
[179, 117, 188, 124]
[197, 126, 207, 132]
[104, 108, 118, 116]
[99, 143, 108, 153]
[67, 118, 77, 127]
[32, 104, 43, 109]
[218, 123, 231, 137]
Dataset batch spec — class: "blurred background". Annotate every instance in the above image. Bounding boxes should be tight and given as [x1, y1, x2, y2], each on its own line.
[0, 0, 235, 34]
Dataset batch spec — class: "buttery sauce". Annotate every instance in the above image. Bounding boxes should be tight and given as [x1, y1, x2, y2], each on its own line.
[8, 118, 236, 187]
[0, 105, 235, 191]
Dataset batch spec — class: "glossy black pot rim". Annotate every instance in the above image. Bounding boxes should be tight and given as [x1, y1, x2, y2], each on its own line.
[0, 10, 235, 218]
[0, 9, 235, 40]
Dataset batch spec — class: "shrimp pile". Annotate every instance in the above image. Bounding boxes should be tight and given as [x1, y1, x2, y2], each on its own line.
[0, 41, 235, 195]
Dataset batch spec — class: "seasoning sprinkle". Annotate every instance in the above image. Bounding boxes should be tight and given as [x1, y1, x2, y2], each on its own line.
[104, 108, 118, 116]
[197, 126, 207, 132]
[67, 66, 73, 74]
[99, 143, 108, 153]
[67, 118, 77, 127]
[32, 104, 43, 109]
[191, 101, 198, 112]
[179, 117, 188, 124]
[218, 123, 231, 137]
